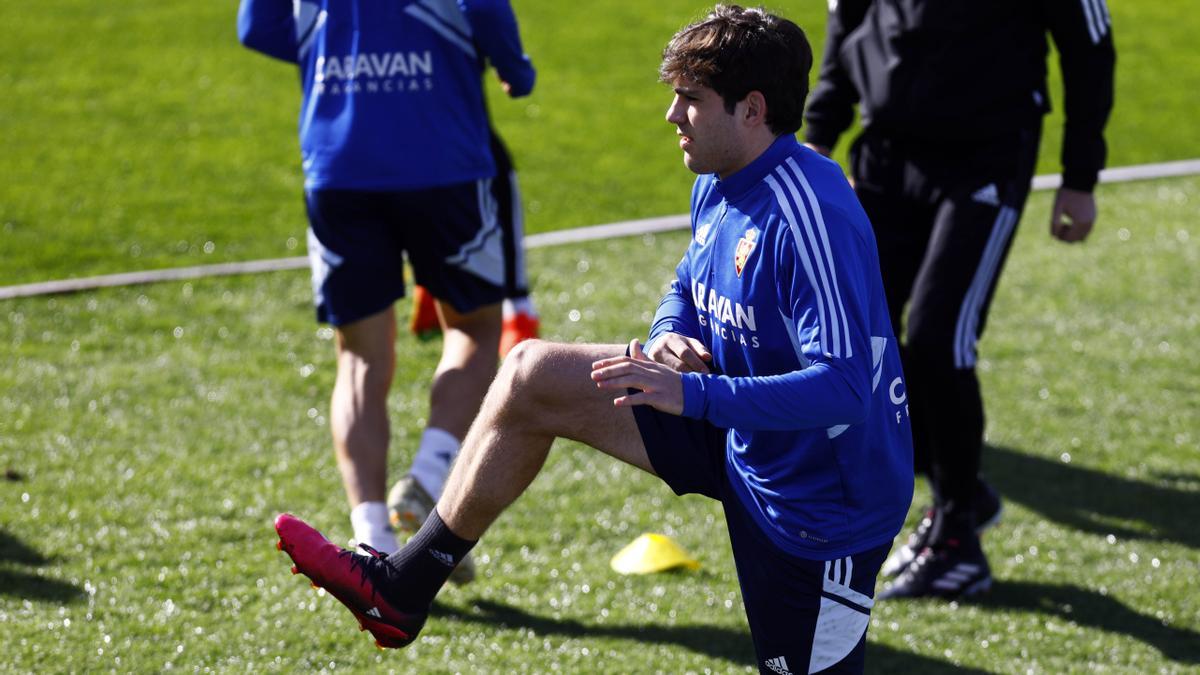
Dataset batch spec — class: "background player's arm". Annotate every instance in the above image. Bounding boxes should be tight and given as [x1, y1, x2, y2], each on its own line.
[1046, 0, 1116, 242]
[802, 0, 871, 153]
[462, 0, 536, 97]
[236, 0, 299, 63]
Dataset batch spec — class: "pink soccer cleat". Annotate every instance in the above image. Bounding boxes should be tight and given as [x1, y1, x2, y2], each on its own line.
[274, 513, 426, 649]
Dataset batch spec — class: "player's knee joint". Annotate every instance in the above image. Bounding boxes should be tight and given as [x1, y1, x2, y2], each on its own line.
[499, 339, 550, 396]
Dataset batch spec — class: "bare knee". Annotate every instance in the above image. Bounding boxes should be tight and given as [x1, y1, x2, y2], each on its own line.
[498, 339, 550, 396]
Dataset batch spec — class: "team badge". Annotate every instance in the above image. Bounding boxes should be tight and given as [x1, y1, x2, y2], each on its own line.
[734, 228, 758, 277]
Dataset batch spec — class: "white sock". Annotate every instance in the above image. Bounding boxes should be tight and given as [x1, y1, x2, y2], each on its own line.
[410, 427, 460, 499]
[350, 501, 398, 554]
[502, 297, 537, 318]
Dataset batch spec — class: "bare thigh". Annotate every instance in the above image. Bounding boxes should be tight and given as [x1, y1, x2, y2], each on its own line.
[495, 340, 656, 475]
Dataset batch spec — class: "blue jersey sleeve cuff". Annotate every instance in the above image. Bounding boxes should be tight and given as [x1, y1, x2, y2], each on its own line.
[681, 372, 707, 419]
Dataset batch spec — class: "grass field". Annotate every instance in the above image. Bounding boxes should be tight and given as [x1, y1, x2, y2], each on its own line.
[3, 0, 1200, 673]
[2, 175, 1198, 672]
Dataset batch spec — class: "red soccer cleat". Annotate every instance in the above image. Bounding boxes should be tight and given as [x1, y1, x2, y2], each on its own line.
[274, 513, 426, 649]
[499, 311, 539, 358]
[409, 286, 441, 336]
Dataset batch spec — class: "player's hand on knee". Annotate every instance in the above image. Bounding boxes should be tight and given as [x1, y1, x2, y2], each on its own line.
[590, 340, 686, 416]
[645, 333, 712, 373]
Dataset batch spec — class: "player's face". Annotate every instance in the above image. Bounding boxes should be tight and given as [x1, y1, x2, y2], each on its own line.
[665, 81, 745, 178]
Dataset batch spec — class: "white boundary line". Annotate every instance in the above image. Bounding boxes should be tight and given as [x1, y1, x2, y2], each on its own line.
[3, 158, 1199, 301]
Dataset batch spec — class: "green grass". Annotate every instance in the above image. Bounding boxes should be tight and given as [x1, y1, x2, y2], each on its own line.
[2, 0, 1198, 286]
[3, 0, 1199, 671]
[2, 175, 1199, 672]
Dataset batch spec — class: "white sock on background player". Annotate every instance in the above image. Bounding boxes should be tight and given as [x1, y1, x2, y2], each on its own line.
[410, 427, 460, 499]
[350, 500, 398, 554]
[503, 297, 537, 318]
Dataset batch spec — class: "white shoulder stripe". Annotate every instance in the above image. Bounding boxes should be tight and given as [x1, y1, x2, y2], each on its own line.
[764, 174, 837, 359]
[404, 4, 477, 57]
[414, 0, 474, 39]
[785, 157, 854, 358]
[294, 2, 326, 59]
[773, 162, 854, 359]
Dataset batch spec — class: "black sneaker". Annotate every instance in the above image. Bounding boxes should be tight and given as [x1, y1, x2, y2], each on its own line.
[881, 508, 934, 577]
[878, 536, 992, 600]
[881, 475, 1004, 578]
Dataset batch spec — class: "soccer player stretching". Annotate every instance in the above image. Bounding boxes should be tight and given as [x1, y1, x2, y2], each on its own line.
[276, 6, 913, 672]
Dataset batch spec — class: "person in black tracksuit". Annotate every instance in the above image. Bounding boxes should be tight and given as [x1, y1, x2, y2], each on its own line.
[803, 0, 1115, 598]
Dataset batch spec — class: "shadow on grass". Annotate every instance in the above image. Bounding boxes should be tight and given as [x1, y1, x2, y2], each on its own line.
[0, 529, 48, 567]
[0, 529, 85, 604]
[438, 598, 978, 672]
[0, 567, 86, 604]
[986, 444, 1200, 549]
[982, 580, 1200, 664]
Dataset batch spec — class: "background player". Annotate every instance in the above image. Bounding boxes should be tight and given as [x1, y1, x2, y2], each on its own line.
[238, 0, 536, 583]
[803, 0, 1115, 598]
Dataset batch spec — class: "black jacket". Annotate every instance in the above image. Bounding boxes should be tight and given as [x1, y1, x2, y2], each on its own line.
[804, 0, 1116, 191]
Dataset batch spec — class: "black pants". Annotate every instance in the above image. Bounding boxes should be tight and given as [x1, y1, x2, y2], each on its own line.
[849, 125, 1041, 518]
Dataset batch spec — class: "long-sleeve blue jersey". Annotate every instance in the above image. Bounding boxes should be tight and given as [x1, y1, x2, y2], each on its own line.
[237, 0, 535, 190]
[649, 135, 914, 558]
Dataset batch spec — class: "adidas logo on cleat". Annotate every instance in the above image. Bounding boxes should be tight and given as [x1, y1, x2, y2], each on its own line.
[764, 655, 793, 674]
[365, 607, 382, 618]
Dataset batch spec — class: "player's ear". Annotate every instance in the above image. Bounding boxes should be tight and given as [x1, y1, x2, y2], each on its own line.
[742, 90, 767, 127]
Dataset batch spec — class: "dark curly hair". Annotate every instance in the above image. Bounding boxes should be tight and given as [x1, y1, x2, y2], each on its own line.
[660, 5, 813, 135]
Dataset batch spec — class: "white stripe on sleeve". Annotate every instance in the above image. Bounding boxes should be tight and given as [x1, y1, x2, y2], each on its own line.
[785, 158, 855, 358]
[404, 4, 477, 57]
[765, 175, 835, 356]
[770, 167, 847, 358]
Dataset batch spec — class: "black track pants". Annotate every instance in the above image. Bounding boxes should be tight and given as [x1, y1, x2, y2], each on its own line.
[849, 126, 1041, 517]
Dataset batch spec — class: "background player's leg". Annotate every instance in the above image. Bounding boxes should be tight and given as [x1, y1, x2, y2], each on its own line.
[330, 306, 399, 553]
[850, 133, 937, 479]
[904, 195, 1014, 531]
[393, 300, 501, 584]
[855, 186, 935, 476]
[880, 186, 1019, 599]
[426, 300, 502, 452]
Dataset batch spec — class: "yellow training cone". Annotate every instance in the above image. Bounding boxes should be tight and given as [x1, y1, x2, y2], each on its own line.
[610, 533, 701, 575]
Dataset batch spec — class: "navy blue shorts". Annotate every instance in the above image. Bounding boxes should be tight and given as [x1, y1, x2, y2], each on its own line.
[304, 180, 505, 326]
[632, 404, 889, 674]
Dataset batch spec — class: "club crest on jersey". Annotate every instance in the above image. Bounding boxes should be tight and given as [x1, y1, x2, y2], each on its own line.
[734, 228, 759, 277]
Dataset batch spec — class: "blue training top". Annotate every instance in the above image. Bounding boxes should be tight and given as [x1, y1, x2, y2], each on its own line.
[238, 0, 534, 191]
[649, 134, 914, 559]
